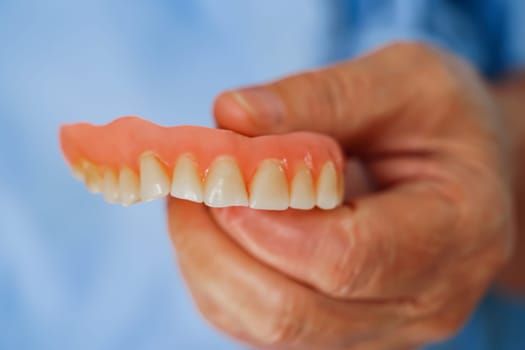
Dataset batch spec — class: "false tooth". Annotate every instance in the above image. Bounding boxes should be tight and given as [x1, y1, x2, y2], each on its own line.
[119, 167, 140, 206]
[71, 163, 85, 181]
[249, 159, 289, 210]
[139, 153, 170, 201]
[204, 156, 248, 207]
[170, 154, 204, 203]
[83, 162, 102, 194]
[316, 162, 340, 210]
[102, 168, 119, 203]
[290, 164, 316, 210]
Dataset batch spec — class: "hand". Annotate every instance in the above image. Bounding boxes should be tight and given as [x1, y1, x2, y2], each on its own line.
[167, 42, 515, 349]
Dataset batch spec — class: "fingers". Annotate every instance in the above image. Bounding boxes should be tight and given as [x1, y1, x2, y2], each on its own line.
[214, 42, 452, 152]
[167, 198, 408, 349]
[210, 181, 460, 301]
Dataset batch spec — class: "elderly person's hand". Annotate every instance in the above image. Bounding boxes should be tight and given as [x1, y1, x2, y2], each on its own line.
[167, 43, 516, 349]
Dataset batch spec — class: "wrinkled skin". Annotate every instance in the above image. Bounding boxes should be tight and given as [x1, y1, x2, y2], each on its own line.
[167, 43, 516, 349]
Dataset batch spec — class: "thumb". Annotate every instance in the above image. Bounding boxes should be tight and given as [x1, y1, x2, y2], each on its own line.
[213, 43, 424, 149]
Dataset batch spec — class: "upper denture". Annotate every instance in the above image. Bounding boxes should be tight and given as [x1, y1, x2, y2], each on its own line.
[60, 116, 345, 210]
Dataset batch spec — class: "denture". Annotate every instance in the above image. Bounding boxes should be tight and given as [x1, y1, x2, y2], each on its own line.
[60, 116, 345, 210]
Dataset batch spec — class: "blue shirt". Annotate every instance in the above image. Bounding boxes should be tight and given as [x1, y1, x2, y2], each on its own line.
[1, 1, 524, 349]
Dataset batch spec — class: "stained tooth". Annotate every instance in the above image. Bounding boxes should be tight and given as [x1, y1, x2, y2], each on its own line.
[290, 164, 316, 210]
[316, 162, 340, 210]
[83, 162, 102, 193]
[204, 156, 248, 207]
[102, 168, 119, 203]
[170, 154, 203, 203]
[119, 167, 140, 206]
[249, 159, 289, 210]
[139, 153, 170, 201]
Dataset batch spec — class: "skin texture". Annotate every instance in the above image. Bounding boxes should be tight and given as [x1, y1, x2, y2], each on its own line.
[167, 43, 522, 349]
[493, 73, 525, 296]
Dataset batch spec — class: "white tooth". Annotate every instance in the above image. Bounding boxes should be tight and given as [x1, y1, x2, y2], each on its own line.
[249, 159, 289, 210]
[139, 153, 170, 201]
[102, 168, 119, 203]
[83, 162, 102, 193]
[119, 167, 140, 206]
[316, 162, 340, 210]
[170, 154, 203, 203]
[204, 156, 248, 207]
[72, 163, 85, 181]
[290, 164, 316, 210]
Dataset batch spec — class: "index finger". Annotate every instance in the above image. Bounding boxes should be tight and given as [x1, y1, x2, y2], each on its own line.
[214, 42, 448, 151]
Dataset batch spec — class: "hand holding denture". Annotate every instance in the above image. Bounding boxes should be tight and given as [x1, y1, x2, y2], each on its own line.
[167, 43, 515, 349]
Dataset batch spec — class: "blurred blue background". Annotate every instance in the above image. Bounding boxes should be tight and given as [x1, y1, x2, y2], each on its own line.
[0, 1, 524, 349]
[0, 1, 334, 349]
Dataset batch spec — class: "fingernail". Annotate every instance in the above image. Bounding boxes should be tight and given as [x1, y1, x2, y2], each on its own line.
[232, 88, 285, 125]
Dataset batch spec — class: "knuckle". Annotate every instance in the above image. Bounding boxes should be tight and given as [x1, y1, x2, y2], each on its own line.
[374, 42, 467, 118]
[392, 41, 440, 64]
[385, 41, 442, 69]
[389, 41, 460, 96]
[419, 60, 457, 94]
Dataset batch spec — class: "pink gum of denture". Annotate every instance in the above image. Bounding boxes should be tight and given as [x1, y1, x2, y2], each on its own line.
[60, 116, 345, 183]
